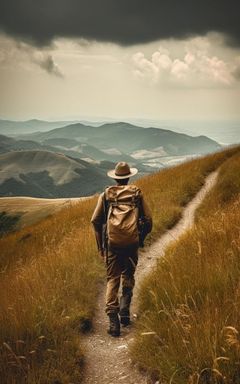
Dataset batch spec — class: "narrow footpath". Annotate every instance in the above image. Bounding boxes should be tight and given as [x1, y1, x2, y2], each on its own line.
[82, 170, 219, 384]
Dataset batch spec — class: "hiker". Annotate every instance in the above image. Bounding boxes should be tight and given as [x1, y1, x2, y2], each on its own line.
[91, 161, 152, 337]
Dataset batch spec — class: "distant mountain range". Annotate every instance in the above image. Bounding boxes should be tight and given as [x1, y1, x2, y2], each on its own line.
[0, 119, 222, 198]
[0, 133, 136, 164]
[13, 121, 221, 156]
[0, 119, 79, 134]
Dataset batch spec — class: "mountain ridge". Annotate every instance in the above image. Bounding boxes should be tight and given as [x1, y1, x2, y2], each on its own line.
[13, 122, 221, 157]
[0, 150, 112, 198]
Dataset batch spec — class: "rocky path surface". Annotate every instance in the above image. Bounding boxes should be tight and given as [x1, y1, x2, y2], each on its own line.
[82, 170, 219, 384]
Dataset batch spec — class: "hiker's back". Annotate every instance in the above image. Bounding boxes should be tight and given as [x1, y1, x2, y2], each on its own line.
[91, 161, 153, 336]
[105, 184, 141, 248]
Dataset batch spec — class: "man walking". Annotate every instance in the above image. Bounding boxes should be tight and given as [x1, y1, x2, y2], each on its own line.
[91, 162, 152, 337]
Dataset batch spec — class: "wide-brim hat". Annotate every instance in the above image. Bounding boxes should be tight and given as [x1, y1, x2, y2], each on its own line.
[107, 161, 138, 179]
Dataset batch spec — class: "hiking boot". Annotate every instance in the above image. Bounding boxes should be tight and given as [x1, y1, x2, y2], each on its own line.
[107, 313, 120, 337]
[120, 316, 131, 327]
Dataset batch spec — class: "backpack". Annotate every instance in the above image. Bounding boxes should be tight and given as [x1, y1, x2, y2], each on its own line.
[103, 185, 142, 248]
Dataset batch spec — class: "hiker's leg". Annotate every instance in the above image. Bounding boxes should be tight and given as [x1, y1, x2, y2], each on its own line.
[105, 249, 121, 315]
[120, 248, 138, 322]
[106, 249, 122, 336]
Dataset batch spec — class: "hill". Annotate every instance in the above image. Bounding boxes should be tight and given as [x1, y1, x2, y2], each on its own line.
[0, 196, 86, 234]
[0, 119, 78, 134]
[0, 150, 111, 197]
[0, 133, 58, 153]
[0, 133, 146, 169]
[131, 150, 240, 383]
[15, 121, 221, 159]
[0, 145, 238, 383]
[1, 120, 222, 171]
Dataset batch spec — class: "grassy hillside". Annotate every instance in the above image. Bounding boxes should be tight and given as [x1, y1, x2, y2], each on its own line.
[0, 132, 138, 167]
[0, 196, 85, 234]
[0, 198, 103, 383]
[131, 151, 240, 383]
[135, 145, 240, 242]
[0, 150, 111, 198]
[0, 145, 239, 383]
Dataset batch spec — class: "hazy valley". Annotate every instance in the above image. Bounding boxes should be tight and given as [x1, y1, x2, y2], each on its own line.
[0, 119, 223, 199]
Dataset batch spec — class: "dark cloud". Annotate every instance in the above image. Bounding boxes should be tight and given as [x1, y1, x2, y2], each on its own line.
[35, 54, 64, 78]
[0, 0, 239, 47]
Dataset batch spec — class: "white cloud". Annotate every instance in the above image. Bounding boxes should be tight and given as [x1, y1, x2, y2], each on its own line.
[132, 51, 158, 82]
[171, 59, 188, 79]
[132, 36, 239, 87]
[1, 33, 239, 121]
[152, 50, 172, 70]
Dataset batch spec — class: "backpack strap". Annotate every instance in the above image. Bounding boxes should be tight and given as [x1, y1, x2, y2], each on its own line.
[103, 190, 109, 223]
[102, 190, 109, 255]
[138, 195, 144, 219]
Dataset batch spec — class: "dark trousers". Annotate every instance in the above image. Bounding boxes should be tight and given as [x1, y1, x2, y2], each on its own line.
[105, 245, 138, 316]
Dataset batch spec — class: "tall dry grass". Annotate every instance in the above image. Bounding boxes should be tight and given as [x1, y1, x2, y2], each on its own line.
[136, 145, 240, 242]
[0, 198, 104, 383]
[0, 145, 239, 383]
[131, 150, 240, 383]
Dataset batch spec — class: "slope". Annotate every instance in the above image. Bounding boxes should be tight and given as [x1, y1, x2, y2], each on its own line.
[0, 145, 238, 384]
[131, 150, 240, 383]
[0, 150, 110, 197]
[0, 133, 137, 165]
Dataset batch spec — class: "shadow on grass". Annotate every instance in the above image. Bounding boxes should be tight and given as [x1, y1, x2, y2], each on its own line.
[0, 211, 21, 236]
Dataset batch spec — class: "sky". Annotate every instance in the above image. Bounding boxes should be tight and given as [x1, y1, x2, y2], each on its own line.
[0, 1, 240, 122]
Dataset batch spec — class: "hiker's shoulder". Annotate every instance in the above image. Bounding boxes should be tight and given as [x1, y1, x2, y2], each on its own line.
[129, 183, 141, 190]
[103, 185, 113, 195]
[123, 184, 143, 200]
[108, 184, 142, 192]
[104, 184, 143, 198]
[129, 184, 143, 195]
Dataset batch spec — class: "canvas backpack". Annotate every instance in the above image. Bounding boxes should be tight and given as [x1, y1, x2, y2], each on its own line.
[103, 185, 142, 248]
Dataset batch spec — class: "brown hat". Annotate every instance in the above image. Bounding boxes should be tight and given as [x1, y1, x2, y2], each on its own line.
[107, 162, 138, 179]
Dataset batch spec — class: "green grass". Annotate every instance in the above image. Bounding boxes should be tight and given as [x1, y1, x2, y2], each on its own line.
[131, 150, 240, 383]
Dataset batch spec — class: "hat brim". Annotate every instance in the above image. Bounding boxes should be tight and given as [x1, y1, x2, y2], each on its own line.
[107, 167, 138, 179]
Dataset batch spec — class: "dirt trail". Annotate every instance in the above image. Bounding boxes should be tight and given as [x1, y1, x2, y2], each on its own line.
[82, 170, 219, 384]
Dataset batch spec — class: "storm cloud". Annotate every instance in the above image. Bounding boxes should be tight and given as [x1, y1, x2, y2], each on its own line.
[0, 0, 239, 47]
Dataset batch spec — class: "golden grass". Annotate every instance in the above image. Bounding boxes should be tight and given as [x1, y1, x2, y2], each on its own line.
[131, 150, 240, 383]
[0, 196, 85, 232]
[136, 145, 240, 243]
[0, 145, 239, 383]
[0, 198, 104, 383]
[0, 197, 95, 272]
